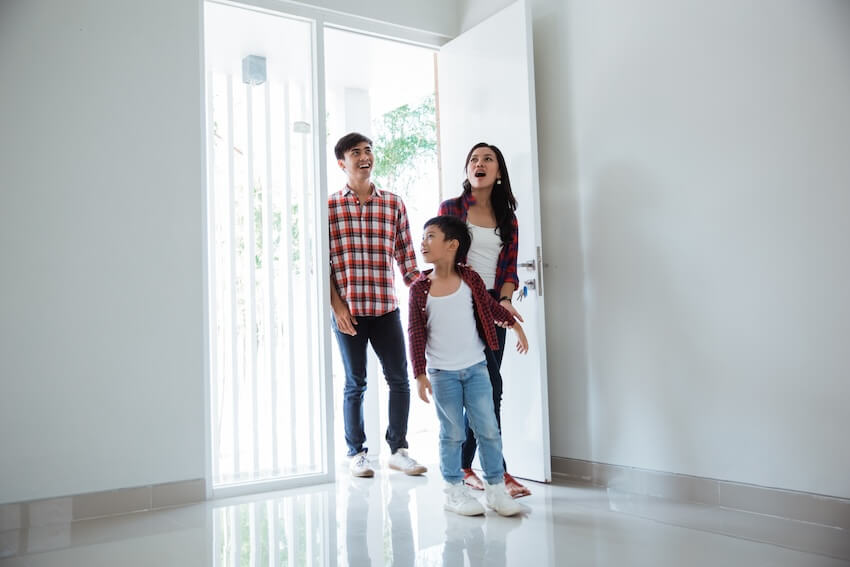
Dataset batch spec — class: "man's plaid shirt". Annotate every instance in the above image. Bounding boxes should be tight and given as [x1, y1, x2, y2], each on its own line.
[329, 184, 419, 317]
[438, 194, 519, 292]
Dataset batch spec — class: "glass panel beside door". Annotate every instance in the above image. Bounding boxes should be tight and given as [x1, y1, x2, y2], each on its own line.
[204, 1, 328, 490]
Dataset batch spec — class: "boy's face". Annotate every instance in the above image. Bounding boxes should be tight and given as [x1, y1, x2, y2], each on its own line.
[338, 141, 373, 183]
[421, 225, 457, 264]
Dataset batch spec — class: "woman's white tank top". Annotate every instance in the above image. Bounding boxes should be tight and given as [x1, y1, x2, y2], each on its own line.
[466, 223, 502, 290]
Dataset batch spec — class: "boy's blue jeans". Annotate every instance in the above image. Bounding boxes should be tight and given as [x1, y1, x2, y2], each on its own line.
[332, 308, 410, 456]
[428, 359, 505, 484]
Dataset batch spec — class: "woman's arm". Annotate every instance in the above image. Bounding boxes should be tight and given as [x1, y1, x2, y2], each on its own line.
[495, 215, 522, 319]
[497, 281, 522, 322]
[500, 215, 520, 288]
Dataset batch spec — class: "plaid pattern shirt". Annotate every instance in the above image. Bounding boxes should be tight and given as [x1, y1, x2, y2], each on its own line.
[438, 194, 519, 292]
[329, 184, 419, 317]
[408, 265, 517, 377]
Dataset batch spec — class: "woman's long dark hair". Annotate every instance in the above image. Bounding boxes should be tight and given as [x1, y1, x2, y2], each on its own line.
[461, 142, 517, 247]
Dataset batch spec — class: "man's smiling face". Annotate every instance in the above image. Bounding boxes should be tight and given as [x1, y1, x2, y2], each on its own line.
[339, 141, 374, 182]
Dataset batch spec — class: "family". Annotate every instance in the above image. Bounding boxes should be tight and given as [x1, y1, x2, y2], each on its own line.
[328, 132, 531, 517]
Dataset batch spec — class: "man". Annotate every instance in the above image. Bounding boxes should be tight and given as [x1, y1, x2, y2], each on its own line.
[329, 132, 426, 477]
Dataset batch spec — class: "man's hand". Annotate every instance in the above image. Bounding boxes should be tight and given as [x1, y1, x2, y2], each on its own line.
[416, 374, 432, 403]
[330, 276, 358, 335]
[332, 298, 358, 336]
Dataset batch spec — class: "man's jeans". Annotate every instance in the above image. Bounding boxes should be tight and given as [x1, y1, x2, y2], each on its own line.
[332, 308, 410, 456]
[428, 359, 505, 484]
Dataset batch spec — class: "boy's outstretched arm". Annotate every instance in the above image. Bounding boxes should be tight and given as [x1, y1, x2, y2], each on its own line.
[512, 321, 530, 354]
[488, 288, 529, 352]
[415, 375, 432, 403]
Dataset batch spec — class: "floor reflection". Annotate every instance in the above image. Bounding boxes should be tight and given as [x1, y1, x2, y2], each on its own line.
[384, 477, 415, 567]
[2, 462, 847, 567]
[342, 471, 430, 566]
[441, 514, 484, 567]
[213, 490, 334, 566]
[344, 481, 371, 566]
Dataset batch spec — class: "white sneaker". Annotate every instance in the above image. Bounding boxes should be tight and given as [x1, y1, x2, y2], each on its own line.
[350, 451, 374, 478]
[484, 481, 523, 516]
[388, 448, 427, 475]
[444, 482, 485, 516]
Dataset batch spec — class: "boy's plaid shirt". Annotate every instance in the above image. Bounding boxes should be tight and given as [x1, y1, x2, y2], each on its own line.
[408, 265, 517, 377]
[328, 185, 419, 317]
[438, 194, 520, 292]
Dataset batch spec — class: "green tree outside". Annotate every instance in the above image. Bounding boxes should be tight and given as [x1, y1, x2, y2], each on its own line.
[371, 94, 437, 202]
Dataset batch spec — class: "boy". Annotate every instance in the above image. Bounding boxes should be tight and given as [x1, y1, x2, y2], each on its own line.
[408, 215, 528, 516]
[329, 132, 426, 478]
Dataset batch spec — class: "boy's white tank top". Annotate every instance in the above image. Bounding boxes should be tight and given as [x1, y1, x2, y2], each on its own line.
[425, 280, 486, 371]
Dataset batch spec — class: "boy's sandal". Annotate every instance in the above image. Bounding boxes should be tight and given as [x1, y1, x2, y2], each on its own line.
[462, 468, 485, 491]
[504, 472, 532, 498]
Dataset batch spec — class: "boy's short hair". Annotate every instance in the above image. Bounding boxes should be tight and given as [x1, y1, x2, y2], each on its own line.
[334, 132, 373, 160]
[424, 215, 471, 265]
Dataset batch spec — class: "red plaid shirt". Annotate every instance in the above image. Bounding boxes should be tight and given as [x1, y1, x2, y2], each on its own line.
[329, 184, 419, 317]
[438, 194, 519, 292]
[408, 265, 517, 377]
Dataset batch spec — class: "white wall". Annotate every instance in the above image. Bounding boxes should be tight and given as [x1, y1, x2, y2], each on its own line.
[457, 0, 512, 34]
[463, 0, 850, 498]
[0, 0, 206, 504]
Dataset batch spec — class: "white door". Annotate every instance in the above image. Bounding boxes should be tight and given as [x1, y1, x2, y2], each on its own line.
[438, 0, 551, 482]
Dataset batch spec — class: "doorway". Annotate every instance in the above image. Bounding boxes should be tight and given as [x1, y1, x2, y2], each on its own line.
[323, 28, 442, 468]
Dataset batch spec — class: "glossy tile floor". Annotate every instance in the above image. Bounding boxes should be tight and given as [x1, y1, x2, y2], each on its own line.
[2, 458, 847, 566]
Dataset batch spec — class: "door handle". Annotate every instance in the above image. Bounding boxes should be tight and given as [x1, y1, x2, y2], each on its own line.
[536, 246, 544, 297]
[518, 248, 543, 297]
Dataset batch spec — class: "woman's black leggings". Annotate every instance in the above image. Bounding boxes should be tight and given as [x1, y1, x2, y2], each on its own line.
[460, 290, 508, 471]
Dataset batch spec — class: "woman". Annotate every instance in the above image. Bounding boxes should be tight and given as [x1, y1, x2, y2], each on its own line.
[437, 142, 531, 498]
